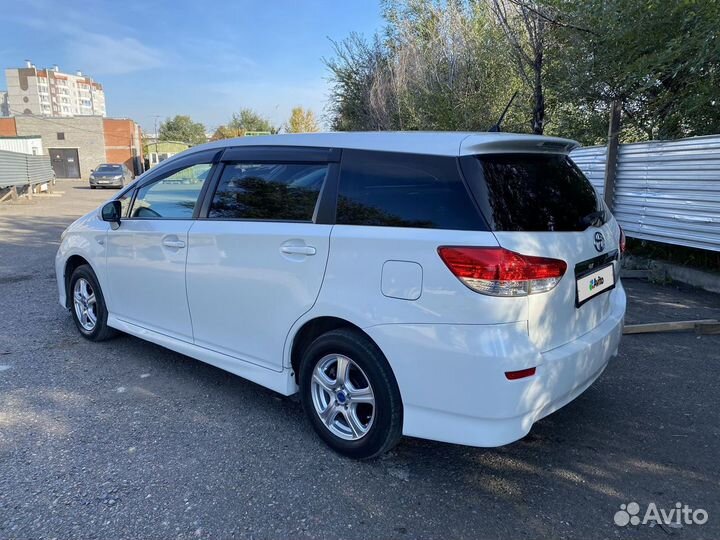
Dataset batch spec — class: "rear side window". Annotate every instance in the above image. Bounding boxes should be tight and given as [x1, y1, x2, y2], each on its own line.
[460, 153, 602, 232]
[209, 163, 327, 221]
[336, 150, 485, 230]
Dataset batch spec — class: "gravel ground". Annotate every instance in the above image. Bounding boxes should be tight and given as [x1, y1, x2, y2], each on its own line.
[1, 182, 719, 539]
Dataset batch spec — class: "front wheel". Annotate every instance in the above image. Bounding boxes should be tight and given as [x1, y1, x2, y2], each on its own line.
[299, 328, 403, 459]
[69, 265, 117, 341]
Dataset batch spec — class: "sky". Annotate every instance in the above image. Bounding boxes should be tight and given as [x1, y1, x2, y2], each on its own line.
[0, 0, 385, 133]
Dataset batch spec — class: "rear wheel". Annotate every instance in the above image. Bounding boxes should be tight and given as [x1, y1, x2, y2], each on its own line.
[299, 328, 403, 459]
[69, 265, 116, 341]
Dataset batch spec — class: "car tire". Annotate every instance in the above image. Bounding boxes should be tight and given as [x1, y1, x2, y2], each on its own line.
[68, 264, 117, 341]
[90, 185, 96, 189]
[299, 328, 403, 459]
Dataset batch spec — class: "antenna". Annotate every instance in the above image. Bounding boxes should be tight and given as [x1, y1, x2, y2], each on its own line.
[488, 91, 518, 132]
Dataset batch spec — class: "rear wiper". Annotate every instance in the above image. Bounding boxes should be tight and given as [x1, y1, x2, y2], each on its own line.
[580, 210, 606, 227]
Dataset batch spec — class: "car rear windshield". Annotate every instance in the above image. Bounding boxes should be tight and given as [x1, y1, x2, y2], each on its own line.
[460, 153, 603, 232]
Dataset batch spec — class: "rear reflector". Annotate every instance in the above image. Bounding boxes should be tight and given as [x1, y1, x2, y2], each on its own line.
[505, 367, 537, 380]
[438, 246, 567, 296]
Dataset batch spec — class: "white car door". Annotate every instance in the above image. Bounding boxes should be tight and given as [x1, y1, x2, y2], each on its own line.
[105, 154, 217, 342]
[186, 147, 338, 372]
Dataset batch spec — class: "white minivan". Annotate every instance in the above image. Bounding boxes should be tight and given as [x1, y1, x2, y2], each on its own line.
[56, 132, 626, 459]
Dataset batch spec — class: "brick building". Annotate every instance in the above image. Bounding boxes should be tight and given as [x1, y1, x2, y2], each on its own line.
[0, 115, 143, 179]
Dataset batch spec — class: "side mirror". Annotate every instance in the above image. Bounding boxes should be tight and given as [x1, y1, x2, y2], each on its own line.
[101, 200, 122, 228]
[90, 169, 95, 173]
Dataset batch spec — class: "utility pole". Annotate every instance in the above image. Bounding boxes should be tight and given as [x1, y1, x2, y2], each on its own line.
[603, 100, 622, 211]
[152, 115, 161, 167]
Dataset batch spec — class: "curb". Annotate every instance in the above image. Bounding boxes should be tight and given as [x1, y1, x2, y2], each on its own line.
[622, 255, 720, 294]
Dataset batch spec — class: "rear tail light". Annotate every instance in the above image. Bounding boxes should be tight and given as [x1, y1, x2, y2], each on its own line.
[619, 225, 626, 254]
[438, 246, 567, 297]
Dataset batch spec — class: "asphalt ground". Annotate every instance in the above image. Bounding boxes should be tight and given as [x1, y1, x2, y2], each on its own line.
[1, 181, 718, 539]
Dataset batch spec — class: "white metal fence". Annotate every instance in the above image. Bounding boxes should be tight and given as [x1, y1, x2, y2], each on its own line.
[0, 149, 54, 189]
[571, 135, 720, 252]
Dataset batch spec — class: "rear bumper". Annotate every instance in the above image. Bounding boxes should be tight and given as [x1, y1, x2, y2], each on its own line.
[365, 283, 626, 447]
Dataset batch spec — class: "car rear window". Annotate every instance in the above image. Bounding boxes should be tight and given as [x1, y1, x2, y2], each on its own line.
[460, 153, 603, 232]
[336, 150, 486, 230]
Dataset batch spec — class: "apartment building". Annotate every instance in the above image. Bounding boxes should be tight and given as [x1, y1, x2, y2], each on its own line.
[3, 61, 106, 117]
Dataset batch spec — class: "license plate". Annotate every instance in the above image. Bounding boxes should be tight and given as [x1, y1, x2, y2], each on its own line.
[576, 263, 615, 306]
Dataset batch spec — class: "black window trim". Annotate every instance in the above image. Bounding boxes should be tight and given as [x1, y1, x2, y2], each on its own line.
[220, 145, 341, 164]
[195, 146, 342, 224]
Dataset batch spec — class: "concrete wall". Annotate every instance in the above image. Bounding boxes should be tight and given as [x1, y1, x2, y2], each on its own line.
[14, 115, 106, 179]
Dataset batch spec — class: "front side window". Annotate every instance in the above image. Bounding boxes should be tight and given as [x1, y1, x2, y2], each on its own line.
[336, 150, 485, 230]
[208, 162, 327, 221]
[130, 163, 212, 219]
[118, 189, 134, 217]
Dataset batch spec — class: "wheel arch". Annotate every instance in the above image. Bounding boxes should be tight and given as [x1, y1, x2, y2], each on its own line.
[64, 254, 92, 307]
[289, 316, 382, 384]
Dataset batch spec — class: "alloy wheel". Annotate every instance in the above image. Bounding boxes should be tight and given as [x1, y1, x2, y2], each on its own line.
[310, 354, 375, 441]
[73, 277, 97, 332]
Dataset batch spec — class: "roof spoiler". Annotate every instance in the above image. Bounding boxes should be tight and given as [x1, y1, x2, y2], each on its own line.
[461, 135, 580, 156]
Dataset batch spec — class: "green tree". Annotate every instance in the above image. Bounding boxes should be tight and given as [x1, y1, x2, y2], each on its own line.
[326, 0, 720, 143]
[228, 108, 276, 134]
[210, 109, 277, 140]
[326, 1, 522, 132]
[158, 115, 207, 145]
[285, 106, 321, 133]
[546, 0, 720, 143]
[210, 125, 241, 140]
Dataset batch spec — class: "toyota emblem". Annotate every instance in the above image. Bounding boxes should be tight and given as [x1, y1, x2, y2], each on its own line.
[593, 231, 605, 252]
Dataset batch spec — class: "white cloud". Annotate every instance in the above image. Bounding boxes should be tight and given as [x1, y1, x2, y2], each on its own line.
[8, 4, 165, 76]
[65, 33, 164, 75]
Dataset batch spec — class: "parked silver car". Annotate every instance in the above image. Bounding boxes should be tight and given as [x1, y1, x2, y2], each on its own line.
[89, 164, 134, 189]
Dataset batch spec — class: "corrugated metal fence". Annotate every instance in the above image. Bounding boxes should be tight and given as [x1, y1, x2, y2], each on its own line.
[0, 149, 54, 189]
[571, 135, 720, 252]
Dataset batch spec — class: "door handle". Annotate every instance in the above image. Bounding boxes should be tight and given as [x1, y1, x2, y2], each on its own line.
[280, 245, 316, 256]
[162, 238, 186, 249]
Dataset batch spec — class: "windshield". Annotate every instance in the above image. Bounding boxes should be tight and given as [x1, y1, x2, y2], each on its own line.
[96, 165, 122, 173]
[460, 153, 603, 232]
